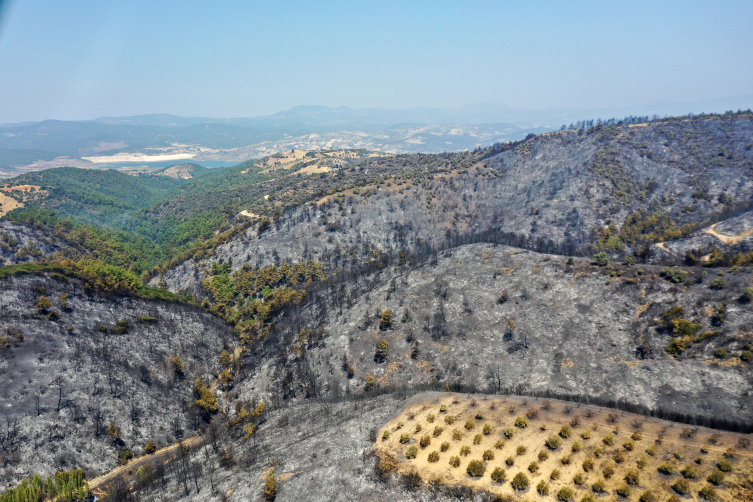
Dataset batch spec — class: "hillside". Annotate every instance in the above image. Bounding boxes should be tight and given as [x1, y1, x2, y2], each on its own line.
[376, 393, 753, 501]
[2, 112, 753, 501]
[0, 270, 233, 488]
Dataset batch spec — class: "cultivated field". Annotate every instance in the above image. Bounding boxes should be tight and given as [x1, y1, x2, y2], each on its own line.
[374, 393, 753, 501]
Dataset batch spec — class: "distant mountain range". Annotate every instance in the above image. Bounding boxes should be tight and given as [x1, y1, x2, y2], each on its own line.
[1, 98, 751, 178]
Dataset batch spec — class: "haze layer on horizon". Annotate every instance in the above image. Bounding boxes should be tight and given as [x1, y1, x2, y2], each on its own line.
[0, 0, 751, 124]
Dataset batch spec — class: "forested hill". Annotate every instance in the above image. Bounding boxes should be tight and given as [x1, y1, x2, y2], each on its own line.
[3, 112, 753, 280]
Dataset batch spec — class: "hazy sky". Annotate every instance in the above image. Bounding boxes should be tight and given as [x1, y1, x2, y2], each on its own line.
[0, 0, 751, 123]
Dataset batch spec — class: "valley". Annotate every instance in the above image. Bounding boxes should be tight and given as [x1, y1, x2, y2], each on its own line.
[1, 113, 753, 501]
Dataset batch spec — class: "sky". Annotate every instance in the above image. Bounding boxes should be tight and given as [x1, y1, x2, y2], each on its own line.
[0, 0, 751, 123]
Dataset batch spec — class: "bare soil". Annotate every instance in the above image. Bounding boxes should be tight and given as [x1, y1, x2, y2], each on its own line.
[374, 393, 753, 501]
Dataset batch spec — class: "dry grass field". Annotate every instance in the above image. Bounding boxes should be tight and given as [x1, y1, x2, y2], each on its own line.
[374, 394, 753, 501]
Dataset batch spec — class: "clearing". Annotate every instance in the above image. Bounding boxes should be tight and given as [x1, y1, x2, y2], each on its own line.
[374, 393, 752, 501]
[0, 185, 44, 217]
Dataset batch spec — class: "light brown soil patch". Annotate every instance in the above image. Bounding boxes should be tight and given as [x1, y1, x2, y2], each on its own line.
[636, 303, 652, 319]
[703, 223, 753, 245]
[0, 185, 44, 217]
[298, 164, 330, 175]
[374, 393, 753, 500]
[239, 210, 260, 219]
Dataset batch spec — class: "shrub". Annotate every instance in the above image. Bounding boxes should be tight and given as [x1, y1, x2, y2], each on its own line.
[399, 433, 411, 444]
[452, 429, 463, 441]
[646, 446, 656, 456]
[483, 423, 492, 435]
[700, 445, 709, 454]
[571, 441, 582, 453]
[658, 461, 675, 475]
[475, 411, 484, 420]
[460, 446, 471, 456]
[583, 458, 594, 472]
[682, 465, 699, 479]
[511, 472, 530, 491]
[661, 268, 688, 283]
[144, 441, 156, 454]
[365, 375, 377, 391]
[603, 434, 615, 446]
[603, 464, 615, 478]
[707, 471, 724, 485]
[616, 484, 631, 497]
[637, 456, 648, 469]
[639, 491, 658, 502]
[545, 435, 562, 450]
[537, 480, 550, 495]
[439, 404, 447, 412]
[594, 447, 604, 457]
[516, 445, 527, 456]
[440, 441, 450, 452]
[710, 277, 726, 290]
[491, 466, 506, 483]
[699, 485, 718, 500]
[427, 413, 435, 423]
[374, 339, 389, 362]
[581, 494, 596, 502]
[717, 459, 733, 472]
[117, 448, 133, 465]
[264, 471, 276, 501]
[464, 419, 476, 430]
[397, 422, 404, 429]
[528, 461, 539, 473]
[624, 469, 640, 485]
[515, 417, 528, 428]
[415, 423, 423, 433]
[526, 407, 539, 419]
[406, 446, 418, 459]
[559, 426, 571, 439]
[369, 459, 393, 479]
[379, 310, 392, 330]
[573, 473, 585, 485]
[467, 459, 485, 477]
[623, 440, 635, 451]
[672, 479, 690, 495]
[613, 451, 626, 464]
[592, 479, 606, 493]
[557, 486, 575, 501]
[35, 296, 52, 311]
[382, 430, 391, 441]
[473, 434, 482, 445]
[480, 449, 494, 462]
[449, 456, 460, 468]
[561, 455, 571, 465]
[631, 430, 642, 441]
[433, 426, 444, 437]
[427, 451, 440, 463]
[420, 435, 431, 448]
[494, 439, 504, 449]
[538, 450, 549, 461]
[445, 415, 456, 425]
[506, 456, 515, 466]
[504, 428, 514, 439]
[593, 252, 609, 267]
[581, 429, 592, 439]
